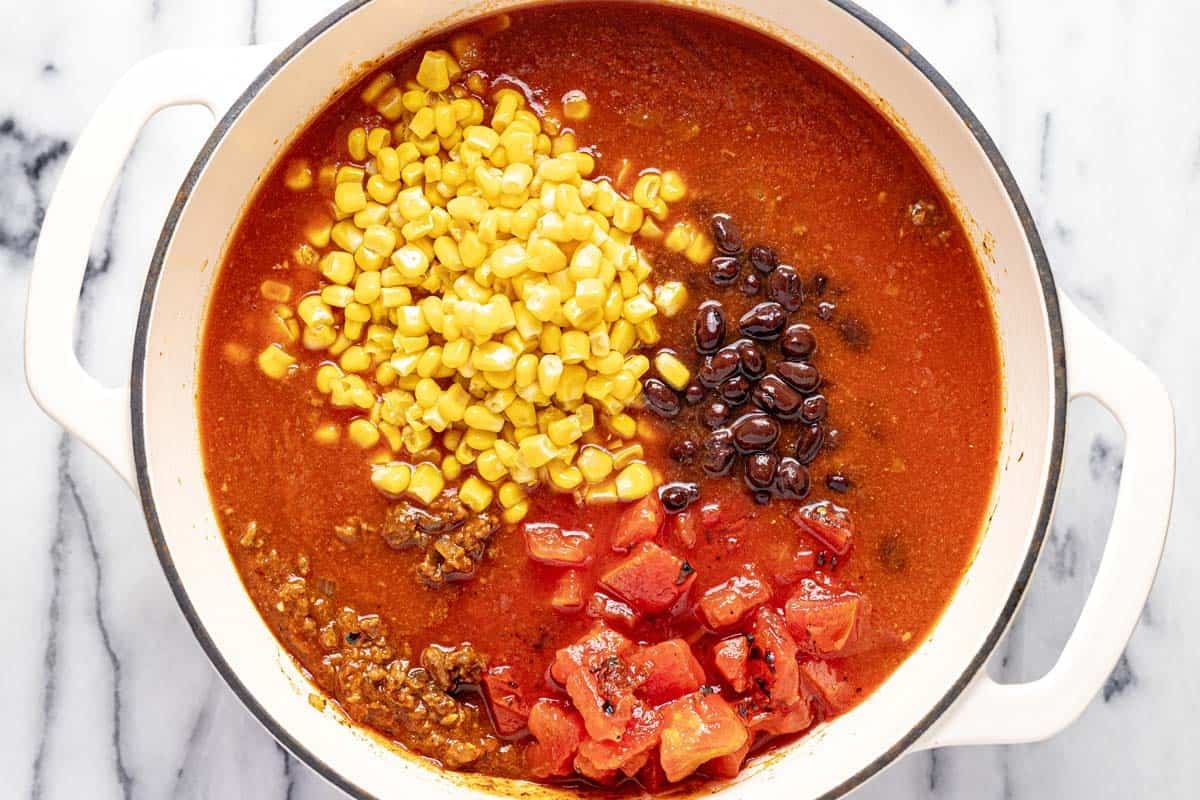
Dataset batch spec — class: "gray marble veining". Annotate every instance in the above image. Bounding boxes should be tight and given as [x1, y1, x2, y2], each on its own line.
[3, 1, 1195, 798]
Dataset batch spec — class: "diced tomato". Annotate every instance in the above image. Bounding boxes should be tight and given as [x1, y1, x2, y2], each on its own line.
[799, 659, 856, 714]
[524, 522, 595, 566]
[749, 608, 800, 707]
[672, 508, 700, 549]
[551, 624, 635, 684]
[636, 752, 670, 793]
[791, 501, 854, 555]
[784, 578, 862, 655]
[612, 493, 665, 551]
[525, 699, 586, 778]
[629, 639, 706, 705]
[659, 692, 749, 783]
[776, 546, 818, 584]
[552, 625, 642, 741]
[585, 592, 639, 629]
[575, 703, 663, 779]
[482, 666, 531, 736]
[704, 737, 751, 779]
[712, 635, 751, 693]
[599, 542, 695, 614]
[746, 698, 814, 737]
[551, 570, 586, 613]
[695, 565, 771, 629]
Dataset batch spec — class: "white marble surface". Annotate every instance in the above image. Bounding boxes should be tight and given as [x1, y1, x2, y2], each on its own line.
[3, 0, 1195, 797]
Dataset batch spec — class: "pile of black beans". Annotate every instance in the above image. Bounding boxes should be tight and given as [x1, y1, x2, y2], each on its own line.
[648, 213, 833, 506]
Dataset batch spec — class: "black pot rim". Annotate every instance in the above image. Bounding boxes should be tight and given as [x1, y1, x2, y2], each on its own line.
[129, 1, 1066, 798]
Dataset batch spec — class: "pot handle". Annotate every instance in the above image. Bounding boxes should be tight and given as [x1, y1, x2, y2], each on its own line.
[23, 46, 273, 489]
[915, 295, 1175, 750]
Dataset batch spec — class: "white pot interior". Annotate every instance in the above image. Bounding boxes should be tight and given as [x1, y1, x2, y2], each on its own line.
[135, 1, 1060, 797]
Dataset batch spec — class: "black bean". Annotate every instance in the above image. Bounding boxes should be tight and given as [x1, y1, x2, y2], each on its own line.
[730, 412, 781, 453]
[767, 265, 804, 312]
[777, 361, 821, 394]
[794, 424, 824, 464]
[733, 339, 766, 378]
[698, 348, 740, 387]
[670, 439, 698, 464]
[703, 400, 733, 429]
[817, 301, 836, 321]
[643, 378, 681, 418]
[800, 394, 828, 424]
[660, 482, 701, 514]
[780, 324, 817, 361]
[684, 382, 707, 405]
[739, 271, 762, 296]
[751, 374, 804, 419]
[719, 375, 750, 405]
[694, 300, 726, 354]
[826, 473, 851, 493]
[745, 453, 779, 490]
[710, 214, 744, 255]
[748, 244, 780, 273]
[701, 429, 737, 476]
[775, 458, 811, 500]
[710, 256, 741, 286]
[738, 302, 788, 341]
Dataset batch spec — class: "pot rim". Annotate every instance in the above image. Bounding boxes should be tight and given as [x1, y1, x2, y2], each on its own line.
[129, 1, 1068, 797]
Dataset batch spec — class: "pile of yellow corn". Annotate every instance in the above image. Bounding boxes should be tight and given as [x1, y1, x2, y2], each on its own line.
[256, 49, 714, 522]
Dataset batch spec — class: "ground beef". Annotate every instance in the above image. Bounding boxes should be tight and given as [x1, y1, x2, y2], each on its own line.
[421, 643, 486, 690]
[381, 495, 501, 587]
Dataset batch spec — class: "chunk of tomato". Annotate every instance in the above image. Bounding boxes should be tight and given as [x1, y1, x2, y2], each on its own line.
[704, 737, 751, 779]
[525, 699, 586, 779]
[775, 546, 818, 585]
[524, 522, 595, 566]
[712, 635, 751, 693]
[629, 639, 706, 705]
[552, 623, 634, 683]
[551, 569, 586, 613]
[799, 659, 856, 714]
[585, 592, 639, 629]
[575, 702, 663, 780]
[659, 692, 749, 783]
[791, 501, 854, 555]
[784, 577, 862, 655]
[696, 565, 771, 629]
[599, 542, 695, 615]
[612, 493, 665, 551]
[745, 697, 814, 737]
[552, 625, 640, 742]
[672, 507, 701, 549]
[749, 608, 800, 707]
[481, 666, 530, 736]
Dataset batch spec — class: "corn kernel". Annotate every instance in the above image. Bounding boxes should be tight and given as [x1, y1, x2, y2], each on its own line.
[654, 351, 690, 390]
[577, 445, 613, 483]
[502, 500, 529, 524]
[615, 462, 653, 501]
[257, 345, 296, 379]
[407, 462, 445, 505]
[348, 418, 380, 448]
[371, 461, 412, 496]
[458, 475, 494, 512]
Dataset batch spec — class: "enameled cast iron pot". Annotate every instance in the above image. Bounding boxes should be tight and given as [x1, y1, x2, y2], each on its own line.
[24, 1, 1176, 797]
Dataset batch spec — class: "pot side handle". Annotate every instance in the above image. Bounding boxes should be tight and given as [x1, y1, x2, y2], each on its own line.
[916, 295, 1175, 750]
[23, 46, 274, 489]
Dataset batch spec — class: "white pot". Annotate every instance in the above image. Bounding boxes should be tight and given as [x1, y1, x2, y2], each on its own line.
[24, 1, 1176, 798]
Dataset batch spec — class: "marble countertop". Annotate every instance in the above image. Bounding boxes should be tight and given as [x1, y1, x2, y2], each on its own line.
[3, 0, 1195, 797]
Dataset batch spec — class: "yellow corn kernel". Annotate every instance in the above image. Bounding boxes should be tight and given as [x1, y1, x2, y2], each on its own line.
[632, 173, 662, 209]
[371, 461, 412, 497]
[283, 159, 313, 191]
[348, 418, 380, 448]
[664, 222, 694, 252]
[475, 449, 508, 482]
[576, 445, 613, 483]
[559, 330, 590, 364]
[561, 89, 590, 121]
[361, 72, 396, 105]
[547, 460, 583, 491]
[622, 294, 657, 324]
[497, 481, 526, 509]
[334, 181, 368, 215]
[407, 462, 445, 505]
[465, 404, 504, 433]
[606, 412, 637, 439]
[458, 475, 494, 512]
[651, 280, 687, 318]
[654, 350, 690, 391]
[441, 454, 463, 481]
[416, 50, 459, 92]
[585, 479, 620, 506]
[502, 501, 529, 524]
[547, 415, 583, 447]
[612, 200, 643, 234]
[518, 434, 558, 468]
[612, 444, 645, 470]
[615, 462, 653, 501]
[313, 421, 340, 445]
[636, 318, 661, 345]
[685, 233, 714, 264]
[347, 127, 368, 161]
[660, 170, 686, 202]
[257, 345, 295, 379]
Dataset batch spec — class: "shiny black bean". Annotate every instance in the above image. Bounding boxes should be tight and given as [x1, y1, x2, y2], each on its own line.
[643, 378, 681, 418]
[710, 256, 741, 286]
[775, 458, 811, 500]
[701, 429, 737, 476]
[800, 393, 828, 424]
[826, 473, 851, 493]
[710, 214, 744, 255]
[660, 482, 701, 514]
[777, 361, 821, 394]
[780, 324, 817, 361]
[703, 400, 733, 429]
[670, 439, 698, 464]
[817, 301, 836, 321]
[720, 375, 751, 405]
[730, 412, 781, 453]
[733, 339, 766, 378]
[694, 300, 726, 354]
[751, 375, 804, 419]
[794, 424, 824, 464]
[738, 302, 788, 341]
[684, 382, 707, 405]
[767, 265, 804, 312]
[739, 271, 762, 296]
[748, 244, 780, 273]
[744, 453, 779, 490]
[698, 348, 740, 387]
